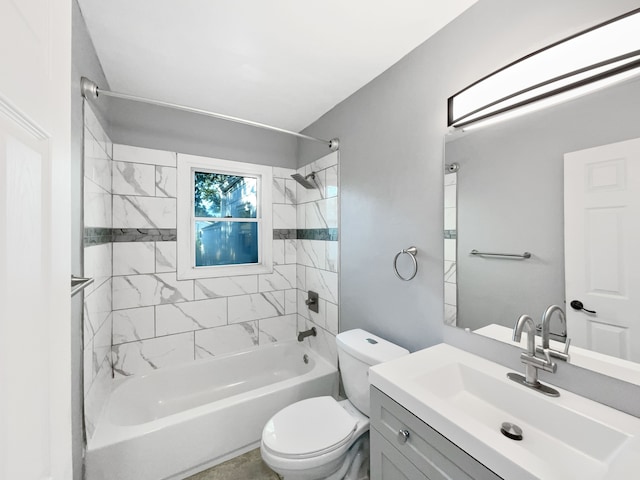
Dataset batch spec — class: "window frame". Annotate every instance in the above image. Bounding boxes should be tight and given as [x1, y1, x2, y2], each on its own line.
[177, 153, 273, 279]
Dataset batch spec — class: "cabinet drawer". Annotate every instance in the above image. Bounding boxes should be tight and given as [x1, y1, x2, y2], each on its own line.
[370, 387, 502, 480]
[371, 428, 429, 480]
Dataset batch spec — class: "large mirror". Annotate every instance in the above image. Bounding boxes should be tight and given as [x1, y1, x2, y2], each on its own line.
[444, 74, 640, 385]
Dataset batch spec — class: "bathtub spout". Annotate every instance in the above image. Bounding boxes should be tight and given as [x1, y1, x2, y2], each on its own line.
[298, 327, 317, 342]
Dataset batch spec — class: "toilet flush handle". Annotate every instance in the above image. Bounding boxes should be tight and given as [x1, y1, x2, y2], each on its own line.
[397, 429, 410, 445]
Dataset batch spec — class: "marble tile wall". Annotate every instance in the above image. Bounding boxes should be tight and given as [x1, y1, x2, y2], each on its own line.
[83, 102, 114, 438]
[110, 145, 300, 377]
[81, 126, 341, 433]
[444, 171, 457, 326]
[295, 152, 340, 367]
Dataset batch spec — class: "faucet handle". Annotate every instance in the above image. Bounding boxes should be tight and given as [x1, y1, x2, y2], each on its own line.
[541, 348, 551, 364]
[519, 350, 556, 373]
[541, 348, 557, 373]
[536, 338, 571, 362]
[557, 338, 571, 361]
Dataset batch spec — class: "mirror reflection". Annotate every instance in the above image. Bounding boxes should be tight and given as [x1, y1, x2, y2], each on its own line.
[444, 75, 640, 385]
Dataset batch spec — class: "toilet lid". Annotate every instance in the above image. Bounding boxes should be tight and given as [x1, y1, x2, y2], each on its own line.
[262, 396, 357, 458]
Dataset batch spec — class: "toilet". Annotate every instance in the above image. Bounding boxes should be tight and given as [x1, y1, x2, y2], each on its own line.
[261, 329, 409, 480]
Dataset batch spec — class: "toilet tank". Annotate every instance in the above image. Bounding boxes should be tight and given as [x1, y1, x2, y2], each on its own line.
[336, 329, 409, 416]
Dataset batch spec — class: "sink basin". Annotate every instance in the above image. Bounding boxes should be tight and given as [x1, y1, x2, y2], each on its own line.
[369, 344, 640, 480]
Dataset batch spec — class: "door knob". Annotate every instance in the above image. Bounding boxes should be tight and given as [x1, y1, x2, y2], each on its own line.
[570, 300, 596, 314]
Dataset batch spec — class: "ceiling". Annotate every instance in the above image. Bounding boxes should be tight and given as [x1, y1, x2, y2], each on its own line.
[78, 0, 477, 132]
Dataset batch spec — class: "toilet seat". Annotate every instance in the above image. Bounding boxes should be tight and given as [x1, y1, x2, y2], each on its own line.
[262, 396, 357, 459]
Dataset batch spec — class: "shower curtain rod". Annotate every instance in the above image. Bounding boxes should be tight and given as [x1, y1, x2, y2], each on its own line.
[80, 77, 339, 150]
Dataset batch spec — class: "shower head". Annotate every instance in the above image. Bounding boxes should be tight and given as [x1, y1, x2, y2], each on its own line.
[291, 172, 317, 189]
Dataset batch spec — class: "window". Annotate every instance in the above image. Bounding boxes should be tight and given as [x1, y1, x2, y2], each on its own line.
[177, 154, 272, 279]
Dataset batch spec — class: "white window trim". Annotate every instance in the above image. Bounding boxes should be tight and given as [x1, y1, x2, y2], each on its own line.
[176, 153, 273, 279]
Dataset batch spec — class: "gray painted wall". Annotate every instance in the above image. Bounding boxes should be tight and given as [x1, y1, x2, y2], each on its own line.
[298, 0, 640, 415]
[71, 1, 112, 477]
[106, 97, 298, 168]
[450, 77, 640, 331]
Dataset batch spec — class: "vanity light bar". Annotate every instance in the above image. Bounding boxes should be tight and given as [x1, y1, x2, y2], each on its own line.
[448, 8, 640, 128]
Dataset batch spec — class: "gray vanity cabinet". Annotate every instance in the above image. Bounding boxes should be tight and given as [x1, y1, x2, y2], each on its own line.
[371, 428, 428, 480]
[370, 387, 502, 480]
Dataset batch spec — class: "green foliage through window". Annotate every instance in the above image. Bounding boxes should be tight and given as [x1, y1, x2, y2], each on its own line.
[194, 171, 257, 218]
[193, 170, 259, 267]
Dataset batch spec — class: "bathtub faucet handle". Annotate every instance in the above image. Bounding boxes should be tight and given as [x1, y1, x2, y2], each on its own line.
[305, 290, 319, 313]
[298, 327, 317, 342]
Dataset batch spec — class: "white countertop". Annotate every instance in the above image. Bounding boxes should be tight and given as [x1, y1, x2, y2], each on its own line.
[369, 343, 640, 480]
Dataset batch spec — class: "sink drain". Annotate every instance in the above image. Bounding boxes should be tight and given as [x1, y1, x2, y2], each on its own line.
[500, 422, 523, 441]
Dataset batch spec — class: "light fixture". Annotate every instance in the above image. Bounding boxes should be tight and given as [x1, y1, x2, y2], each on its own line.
[448, 8, 640, 129]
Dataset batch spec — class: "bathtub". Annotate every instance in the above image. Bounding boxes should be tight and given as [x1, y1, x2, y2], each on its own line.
[85, 341, 338, 480]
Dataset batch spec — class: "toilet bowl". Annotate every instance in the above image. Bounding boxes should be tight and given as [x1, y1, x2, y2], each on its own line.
[261, 397, 369, 480]
[261, 329, 409, 480]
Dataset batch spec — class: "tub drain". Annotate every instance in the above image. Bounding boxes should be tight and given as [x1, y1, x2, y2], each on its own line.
[500, 422, 523, 441]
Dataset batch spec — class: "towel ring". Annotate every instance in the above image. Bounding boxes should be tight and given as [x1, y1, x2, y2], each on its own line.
[394, 246, 418, 281]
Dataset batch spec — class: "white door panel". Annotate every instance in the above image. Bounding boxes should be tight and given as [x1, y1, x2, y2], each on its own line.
[0, 115, 50, 480]
[0, 0, 71, 478]
[565, 137, 640, 362]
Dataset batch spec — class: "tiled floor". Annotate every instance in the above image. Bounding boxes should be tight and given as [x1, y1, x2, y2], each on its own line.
[186, 449, 281, 480]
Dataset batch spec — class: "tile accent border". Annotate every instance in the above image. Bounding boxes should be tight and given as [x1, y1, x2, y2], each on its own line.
[84, 227, 113, 246]
[87, 227, 339, 244]
[113, 228, 177, 242]
[273, 229, 297, 239]
[84, 228, 178, 244]
[275, 228, 338, 241]
[297, 228, 338, 241]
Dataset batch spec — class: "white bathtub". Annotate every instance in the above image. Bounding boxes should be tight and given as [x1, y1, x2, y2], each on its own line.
[85, 341, 338, 480]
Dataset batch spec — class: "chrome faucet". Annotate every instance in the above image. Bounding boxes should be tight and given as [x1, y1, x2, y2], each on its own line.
[509, 314, 559, 397]
[537, 305, 570, 361]
[512, 315, 542, 383]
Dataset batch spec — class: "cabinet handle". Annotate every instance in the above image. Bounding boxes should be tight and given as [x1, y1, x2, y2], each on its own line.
[397, 429, 410, 444]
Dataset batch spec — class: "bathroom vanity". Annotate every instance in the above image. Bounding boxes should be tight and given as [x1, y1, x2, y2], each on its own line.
[369, 344, 640, 480]
[370, 387, 500, 480]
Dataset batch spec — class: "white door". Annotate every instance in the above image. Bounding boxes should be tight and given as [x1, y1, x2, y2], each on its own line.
[564, 137, 640, 362]
[0, 1, 72, 479]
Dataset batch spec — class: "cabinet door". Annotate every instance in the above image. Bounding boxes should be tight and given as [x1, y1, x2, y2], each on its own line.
[371, 428, 429, 480]
[371, 387, 502, 480]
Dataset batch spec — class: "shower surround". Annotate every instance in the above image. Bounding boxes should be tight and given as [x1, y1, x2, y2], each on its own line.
[108, 147, 340, 376]
[109, 145, 299, 376]
[81, 100, 340, 437]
